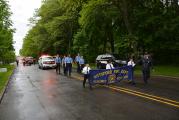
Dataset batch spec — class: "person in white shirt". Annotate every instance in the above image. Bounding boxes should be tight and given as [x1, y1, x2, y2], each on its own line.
[127, 58, 136, 85]
[106, 60, 114, 69]
[82, 64, 91, 88]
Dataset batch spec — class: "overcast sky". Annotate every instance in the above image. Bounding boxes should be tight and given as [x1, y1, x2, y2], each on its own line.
[7, 0, 42, 55]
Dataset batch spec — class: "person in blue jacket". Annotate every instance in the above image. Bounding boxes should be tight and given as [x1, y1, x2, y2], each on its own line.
[65, 54, 73, 76]
[75, 53, 81, 73]
[79, 56, 85, 72]
[55, 54, 61, 74]
[62, 55, 67, 75]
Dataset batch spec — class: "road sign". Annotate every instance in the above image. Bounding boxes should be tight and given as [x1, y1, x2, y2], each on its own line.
[0, 68, 7, 72]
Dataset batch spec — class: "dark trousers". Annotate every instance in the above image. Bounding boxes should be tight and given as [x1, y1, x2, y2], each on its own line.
[77, 62, 80, 73]
[129, 67, 135, 84]
[142, 70, 150, 84]
[83, 74, 89, 87]
[66, 63, 72, 76]
[56, 63, 61, 74]
[63, 63, 66, 75]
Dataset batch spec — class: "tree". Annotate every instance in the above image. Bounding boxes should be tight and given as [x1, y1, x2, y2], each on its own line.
[0, 0, 15, 63]
[21, 0, 179, 65]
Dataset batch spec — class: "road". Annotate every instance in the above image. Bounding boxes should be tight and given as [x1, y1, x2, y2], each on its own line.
[0, 65, 179, 120]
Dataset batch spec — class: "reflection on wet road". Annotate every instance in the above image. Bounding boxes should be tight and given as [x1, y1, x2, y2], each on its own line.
[0, 65, 178, 120]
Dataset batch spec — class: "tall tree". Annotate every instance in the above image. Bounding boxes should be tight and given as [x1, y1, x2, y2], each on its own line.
[0, 0, 15, 63]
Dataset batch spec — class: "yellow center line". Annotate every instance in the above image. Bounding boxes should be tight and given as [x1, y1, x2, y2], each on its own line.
[105, 85, 179, 108]
[110, 85, 179, 104]
[72, 75, 179, 108]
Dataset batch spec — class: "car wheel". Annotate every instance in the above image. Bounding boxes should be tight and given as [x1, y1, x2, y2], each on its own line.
[42, 67, 45, 70]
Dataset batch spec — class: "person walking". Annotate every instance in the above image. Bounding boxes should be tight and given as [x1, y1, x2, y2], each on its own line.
[16, 58, 19, 66]
[140, 53, 153, 84]
[55, 54, 61, 74]
[22, 58, 26, 66]
[79, 56, 85, 72]
[65, 54, 73, 76]
[82, 64, 91, 88]
[62, 55, 67, 75]
[127, 58, 136, 85]
[75, 53, 81, 73]
[33, 58, 36, 65]
[106, 60, 114, 69]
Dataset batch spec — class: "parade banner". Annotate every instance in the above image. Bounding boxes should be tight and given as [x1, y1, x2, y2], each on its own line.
[89, 66, 132, 86]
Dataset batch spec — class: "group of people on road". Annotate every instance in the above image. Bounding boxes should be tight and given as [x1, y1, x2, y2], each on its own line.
[55, 53, 91, 88]
[55, 53, 86, 76]
[16, 52, 153, 88]
[105, 52, 153, 85]
[55, 54, 73, 76]
[55, 52, 153, 88]
[127, 52, 153, 85]
[75, 53, 85, 73]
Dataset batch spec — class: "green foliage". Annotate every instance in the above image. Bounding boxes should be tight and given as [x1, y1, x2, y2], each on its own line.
[21, 0, 179, 64]
[0, 0, 15, 63]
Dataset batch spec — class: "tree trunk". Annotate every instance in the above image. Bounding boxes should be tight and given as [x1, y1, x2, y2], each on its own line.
[108, 29, 114, 53]
[120, 0, 132, 35]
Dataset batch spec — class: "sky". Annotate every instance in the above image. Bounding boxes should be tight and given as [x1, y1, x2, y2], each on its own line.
[7, 0, 42, 55]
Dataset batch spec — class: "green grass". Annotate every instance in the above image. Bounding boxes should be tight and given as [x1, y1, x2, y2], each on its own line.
[134, 65, 179, 77]
[73, 63, 179, 77]
[0, 64, 15, 94]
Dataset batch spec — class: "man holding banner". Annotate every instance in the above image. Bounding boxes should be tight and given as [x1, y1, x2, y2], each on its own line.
[127, 58, 136, 85]
[82, 64, 91, 88]
[106, 60, 114, 69]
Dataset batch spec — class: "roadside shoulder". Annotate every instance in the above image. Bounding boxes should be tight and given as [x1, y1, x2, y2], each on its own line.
[0, 65, 16, 104]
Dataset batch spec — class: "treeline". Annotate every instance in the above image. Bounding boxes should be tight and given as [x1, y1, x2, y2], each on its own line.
[0, 0, 15, 64]
[20, 0, 179, 65]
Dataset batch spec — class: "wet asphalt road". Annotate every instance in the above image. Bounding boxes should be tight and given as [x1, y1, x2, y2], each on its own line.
[0, 65, 179, 120]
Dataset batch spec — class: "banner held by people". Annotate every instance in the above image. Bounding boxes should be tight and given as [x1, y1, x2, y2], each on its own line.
[89, 66, 132, 87]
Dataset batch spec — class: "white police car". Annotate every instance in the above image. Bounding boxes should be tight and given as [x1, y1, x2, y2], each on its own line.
[38, 55, 56, 69]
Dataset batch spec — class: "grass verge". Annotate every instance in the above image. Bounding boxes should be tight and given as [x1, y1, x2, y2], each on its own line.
[0, 64, 15, 94]
[134, 65, 179, 77]
[73, 63, 179, 78]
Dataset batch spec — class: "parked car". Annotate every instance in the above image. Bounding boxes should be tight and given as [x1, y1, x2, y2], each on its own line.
[21, 57, 33, 66]
[96, 54, 127, 69]
[38, 56, 56, 69]
[26, 57, 34, 65]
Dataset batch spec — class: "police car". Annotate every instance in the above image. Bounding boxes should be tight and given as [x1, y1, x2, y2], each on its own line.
[38, 55, 56, 69]
[96, 54, 127, 69]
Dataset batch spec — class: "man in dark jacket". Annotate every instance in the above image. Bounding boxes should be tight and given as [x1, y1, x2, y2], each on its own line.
[140, 53, 153, 84]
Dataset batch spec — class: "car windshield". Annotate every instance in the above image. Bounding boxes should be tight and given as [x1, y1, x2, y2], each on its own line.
[112, 54, 121, 59]
[102, 56, 112, 59]
[96, 55, 102, 60]
[43, 57, 54, 61]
